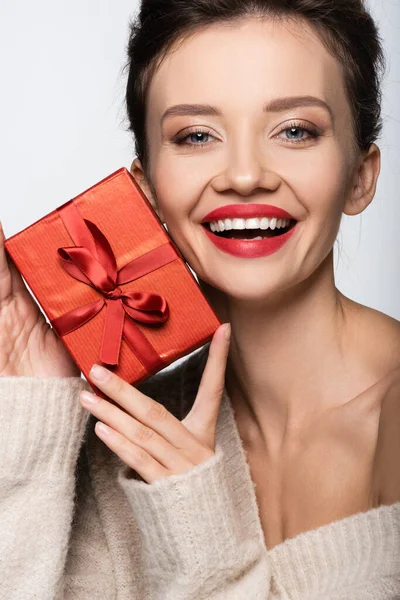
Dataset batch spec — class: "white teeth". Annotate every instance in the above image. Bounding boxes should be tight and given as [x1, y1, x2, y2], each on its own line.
[225, 218, 233, 230]
[245, 218, 260, 229]
[208, 217, 291, 233]
[232, 218, 246, 230]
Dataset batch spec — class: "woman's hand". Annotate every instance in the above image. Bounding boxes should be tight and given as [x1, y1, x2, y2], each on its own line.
[0, 221, 81, 377]
[79, 323, 231, 483]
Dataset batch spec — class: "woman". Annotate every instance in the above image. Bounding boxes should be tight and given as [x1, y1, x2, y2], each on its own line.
[1, 0, 399, 598]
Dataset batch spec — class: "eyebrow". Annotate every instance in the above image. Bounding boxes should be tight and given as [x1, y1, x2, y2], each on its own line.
[161, 95, 334, 125]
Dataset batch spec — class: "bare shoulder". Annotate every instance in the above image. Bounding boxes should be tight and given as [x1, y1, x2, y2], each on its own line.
[346, 299, 400, 503]
[373, 365, 400, 504]
[350, 299, 400, 373]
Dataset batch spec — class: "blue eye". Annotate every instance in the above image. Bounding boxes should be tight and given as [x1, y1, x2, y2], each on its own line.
[189, 132, 211, 144]
[175, 129, 214, 147]
[286, 128, 305, 139]
[277, 124, 319, 144]
[174, 122, 319, 148]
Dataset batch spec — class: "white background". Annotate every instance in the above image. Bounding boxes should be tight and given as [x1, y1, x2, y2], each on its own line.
[1, 0, 399, 320]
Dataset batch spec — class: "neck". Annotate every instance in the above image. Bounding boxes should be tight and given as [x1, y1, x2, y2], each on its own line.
[199, 251, 364, 453]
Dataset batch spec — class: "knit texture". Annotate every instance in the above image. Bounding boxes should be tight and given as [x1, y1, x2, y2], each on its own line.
[1, 344, 399, 599]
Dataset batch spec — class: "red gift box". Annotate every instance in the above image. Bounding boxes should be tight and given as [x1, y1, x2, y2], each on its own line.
[4, 168, 221, 400]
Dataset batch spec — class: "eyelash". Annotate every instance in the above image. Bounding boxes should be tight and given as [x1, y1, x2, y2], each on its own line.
[174, 121, 320, 147]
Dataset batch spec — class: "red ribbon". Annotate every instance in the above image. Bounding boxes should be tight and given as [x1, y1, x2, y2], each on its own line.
[50, 201, 179, 372]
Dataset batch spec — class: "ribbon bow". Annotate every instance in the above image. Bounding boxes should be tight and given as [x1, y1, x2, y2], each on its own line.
[50, 201, 179, 371]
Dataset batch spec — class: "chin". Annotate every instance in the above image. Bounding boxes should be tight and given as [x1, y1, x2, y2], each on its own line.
[200, 271, 288, 304]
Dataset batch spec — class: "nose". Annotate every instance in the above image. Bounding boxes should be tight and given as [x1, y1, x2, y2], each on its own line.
[211, 130, 281, 197]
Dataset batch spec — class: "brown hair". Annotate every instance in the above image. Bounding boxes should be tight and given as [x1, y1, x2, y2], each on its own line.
[124, 0, 386, 177]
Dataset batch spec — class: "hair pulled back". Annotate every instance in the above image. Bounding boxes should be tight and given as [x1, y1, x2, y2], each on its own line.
[124, 0, 386, 176]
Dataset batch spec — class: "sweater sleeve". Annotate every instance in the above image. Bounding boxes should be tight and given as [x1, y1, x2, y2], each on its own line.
[116, 353, 270, 599]
[117, 441, 270, 600]
[0, 375, 92, 600]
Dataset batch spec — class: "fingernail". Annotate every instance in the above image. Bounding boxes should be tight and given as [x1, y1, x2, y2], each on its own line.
[96, 422, 111, 436]
[223, 323, 231, 341]
[90, 364, 111, 382]
[80, 391, 100, 405]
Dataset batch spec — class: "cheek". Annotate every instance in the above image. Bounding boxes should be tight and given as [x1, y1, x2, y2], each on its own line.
[285, 146, 350, 221]
[151, 154, 202, 223]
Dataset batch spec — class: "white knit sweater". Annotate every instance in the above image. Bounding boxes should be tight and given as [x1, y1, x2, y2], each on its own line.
[1, 344, 399, 599]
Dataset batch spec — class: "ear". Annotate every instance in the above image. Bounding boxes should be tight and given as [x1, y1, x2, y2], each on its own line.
[343, 143, 381, 216]
[130, 158, 165, 222]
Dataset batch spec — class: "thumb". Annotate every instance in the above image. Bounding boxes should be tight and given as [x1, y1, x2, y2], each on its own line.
[182, 322, 231, 446]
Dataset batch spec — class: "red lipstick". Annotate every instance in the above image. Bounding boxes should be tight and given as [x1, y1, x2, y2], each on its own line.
[200, 203, 297, 259]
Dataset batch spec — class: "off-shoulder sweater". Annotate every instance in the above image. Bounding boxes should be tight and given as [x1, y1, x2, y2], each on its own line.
[1, 343, 399, 600]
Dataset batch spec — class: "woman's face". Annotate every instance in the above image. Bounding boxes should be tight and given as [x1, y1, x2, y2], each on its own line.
[136, 17, 369, 303]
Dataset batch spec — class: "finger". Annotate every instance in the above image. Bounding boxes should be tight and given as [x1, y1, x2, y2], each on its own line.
[80, 390, 193, 471]
[184, 323, 231, 436]
[88, 364, 197, 449]
[94, 421, 171, 484]
[0, 221, 33, 302]
[0, 221, 12, 303]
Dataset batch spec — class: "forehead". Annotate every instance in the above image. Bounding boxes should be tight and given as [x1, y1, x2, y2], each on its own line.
[146, 17, 349, 122]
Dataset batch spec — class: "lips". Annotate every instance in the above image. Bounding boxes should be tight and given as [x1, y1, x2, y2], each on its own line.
[201, 203, 296, 223]
[202, 224, 297, 258]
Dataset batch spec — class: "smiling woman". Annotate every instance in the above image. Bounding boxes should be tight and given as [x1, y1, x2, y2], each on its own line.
[1, 1, 400, 599]
[120, 0, 400, 595]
